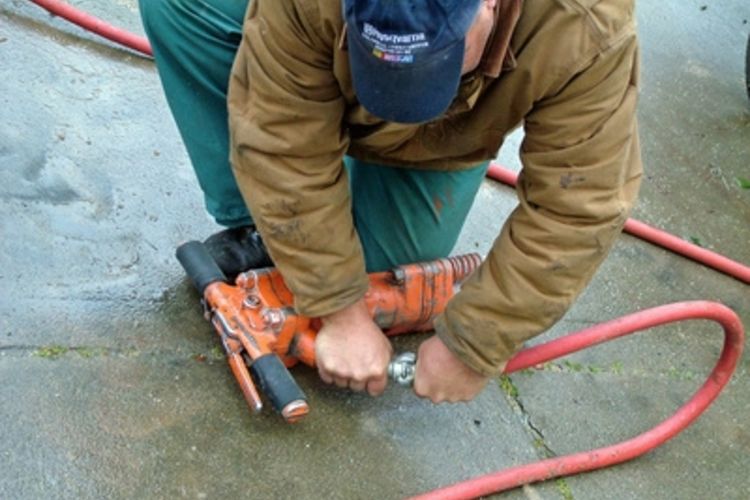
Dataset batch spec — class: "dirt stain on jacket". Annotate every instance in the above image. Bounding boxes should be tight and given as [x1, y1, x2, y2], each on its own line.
[559, 173, 586, 189]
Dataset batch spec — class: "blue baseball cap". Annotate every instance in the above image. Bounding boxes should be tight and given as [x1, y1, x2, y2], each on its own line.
[344, 0, 482, 124]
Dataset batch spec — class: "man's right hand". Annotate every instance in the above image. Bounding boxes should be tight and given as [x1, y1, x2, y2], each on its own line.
[315, 298, 392, 396]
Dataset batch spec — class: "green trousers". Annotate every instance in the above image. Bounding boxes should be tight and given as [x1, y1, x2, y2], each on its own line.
[139, 0, 488, 272]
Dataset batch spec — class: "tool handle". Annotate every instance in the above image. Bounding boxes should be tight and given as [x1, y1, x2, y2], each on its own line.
[226, 351, 263, 413]
[176, 240, 227, 294]
[250, 354, 309, 423]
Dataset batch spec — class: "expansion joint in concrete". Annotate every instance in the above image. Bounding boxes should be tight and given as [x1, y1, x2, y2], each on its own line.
[0, 344, 224, 362]
[497, 374, 576, 499]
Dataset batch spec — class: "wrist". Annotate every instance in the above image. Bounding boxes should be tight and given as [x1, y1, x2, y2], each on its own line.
[435, 325, 495, 378]
[321, 297, 371, 327]
[433, 335, 486, 378]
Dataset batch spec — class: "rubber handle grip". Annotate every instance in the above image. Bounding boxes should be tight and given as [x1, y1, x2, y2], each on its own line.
[250, 354, 308, 420]
[175, 240, 227, 294]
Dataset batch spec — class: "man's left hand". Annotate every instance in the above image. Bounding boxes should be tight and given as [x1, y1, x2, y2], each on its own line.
[413, 335, 489, 403]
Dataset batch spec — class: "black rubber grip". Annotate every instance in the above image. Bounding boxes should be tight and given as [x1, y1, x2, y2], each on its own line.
[250, 354, 307, 415]
[175, 240, 227, 294]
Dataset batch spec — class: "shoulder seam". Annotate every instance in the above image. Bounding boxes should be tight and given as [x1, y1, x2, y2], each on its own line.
[548, 0, 636, 89]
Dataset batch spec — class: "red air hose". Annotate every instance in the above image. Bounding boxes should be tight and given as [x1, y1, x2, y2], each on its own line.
[27, 0, 152, 57]
[412, 301, 744, 499]
[487, 164, 750, 285]
[24, 2, 749, 499]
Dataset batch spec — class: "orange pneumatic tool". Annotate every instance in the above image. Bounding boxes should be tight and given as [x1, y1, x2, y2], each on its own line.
[176, 241, 481, 423]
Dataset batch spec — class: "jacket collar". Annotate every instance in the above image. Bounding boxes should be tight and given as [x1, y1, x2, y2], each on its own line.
[480, 0, 523, 78]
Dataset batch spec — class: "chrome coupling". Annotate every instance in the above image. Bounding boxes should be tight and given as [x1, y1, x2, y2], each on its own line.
[388, 352, 417, 386]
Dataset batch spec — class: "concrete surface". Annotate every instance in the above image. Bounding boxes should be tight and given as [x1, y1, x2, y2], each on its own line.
[1, 0, 748, 498]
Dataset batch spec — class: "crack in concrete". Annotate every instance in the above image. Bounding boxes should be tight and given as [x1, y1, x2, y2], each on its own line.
[0, 343, 224, 362]
[499, 375, 552, 457]
[520, 360, 701, 382]
[497, 375, 575, 499]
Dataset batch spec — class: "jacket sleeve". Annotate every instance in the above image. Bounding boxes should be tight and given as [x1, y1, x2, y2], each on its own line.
[228, 0, 369, 317]
[435, 34, 644, 376]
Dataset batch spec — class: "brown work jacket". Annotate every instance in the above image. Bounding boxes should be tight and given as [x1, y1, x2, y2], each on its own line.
[228, 0, 642, 376]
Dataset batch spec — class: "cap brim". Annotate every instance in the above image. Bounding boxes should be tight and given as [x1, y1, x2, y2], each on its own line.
[348, 29, 465, 124]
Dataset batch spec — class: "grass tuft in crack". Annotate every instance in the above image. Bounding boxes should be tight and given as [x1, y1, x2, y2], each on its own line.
[33, 345, 69, 359]
[556, 478, 575, 500]
[499, 374, 519, 398]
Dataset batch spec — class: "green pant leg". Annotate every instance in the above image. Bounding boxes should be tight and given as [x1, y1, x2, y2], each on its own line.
[346, 158, 490, 272]
[138, 0, 251, 228]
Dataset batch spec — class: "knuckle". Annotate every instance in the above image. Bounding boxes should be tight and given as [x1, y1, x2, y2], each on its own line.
[413, 383, 428, 399]
[367, 380, 386, 396]
[319, 358, 337, 372]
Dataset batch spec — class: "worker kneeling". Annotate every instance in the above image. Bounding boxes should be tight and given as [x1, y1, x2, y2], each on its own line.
[140, 0, 642, 403]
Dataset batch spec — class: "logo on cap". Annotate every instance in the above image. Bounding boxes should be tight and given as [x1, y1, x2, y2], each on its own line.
[362, 23, 429, 64]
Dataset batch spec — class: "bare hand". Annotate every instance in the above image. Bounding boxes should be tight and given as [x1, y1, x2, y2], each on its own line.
[413, 335, 489, 403]
[315, 298, 392, 396]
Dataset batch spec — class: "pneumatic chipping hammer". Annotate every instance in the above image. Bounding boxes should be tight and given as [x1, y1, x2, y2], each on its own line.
[176, 241, 481, 423]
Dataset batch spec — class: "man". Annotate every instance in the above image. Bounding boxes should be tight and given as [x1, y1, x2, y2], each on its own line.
[139, 0, 642, 403]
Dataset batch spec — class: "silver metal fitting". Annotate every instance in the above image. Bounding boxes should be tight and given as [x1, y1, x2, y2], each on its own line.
[388, 351, 417, 386]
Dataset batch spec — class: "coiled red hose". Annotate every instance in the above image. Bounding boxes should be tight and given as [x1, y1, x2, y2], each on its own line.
[412, 301, 744, 499]
[24, 2, 748, 499]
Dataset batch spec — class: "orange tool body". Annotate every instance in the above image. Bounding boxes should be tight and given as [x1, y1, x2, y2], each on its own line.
[177, 241, 480, 423]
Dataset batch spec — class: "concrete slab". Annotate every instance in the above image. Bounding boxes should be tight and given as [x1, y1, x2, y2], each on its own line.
[0, 350, 553, 500]
[1, 0, 748, 499]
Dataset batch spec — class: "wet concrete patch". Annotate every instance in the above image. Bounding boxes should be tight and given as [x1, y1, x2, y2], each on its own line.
[0, 354, 558, 499]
